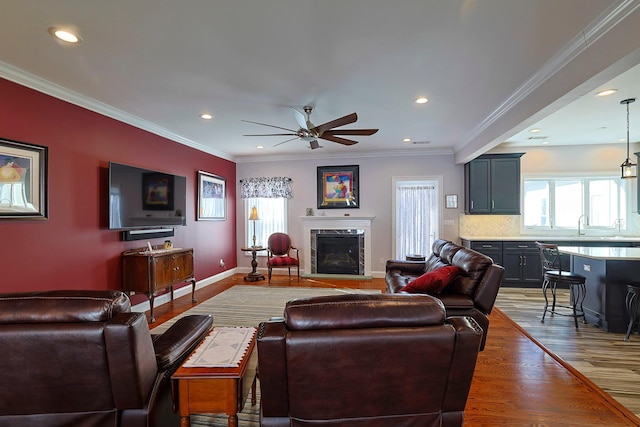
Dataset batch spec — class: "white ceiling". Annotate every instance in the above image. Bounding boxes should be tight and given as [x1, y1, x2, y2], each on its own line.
[1, 0, 640, 163]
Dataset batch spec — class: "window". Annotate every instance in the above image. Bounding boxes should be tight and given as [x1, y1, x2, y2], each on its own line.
[393, 177, 440, 259]
[523, 176, 628, 233]
[244, 197, 287, 248]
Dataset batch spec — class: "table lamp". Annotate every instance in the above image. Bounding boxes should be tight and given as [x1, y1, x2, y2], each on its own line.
[249, 206, 259, 247]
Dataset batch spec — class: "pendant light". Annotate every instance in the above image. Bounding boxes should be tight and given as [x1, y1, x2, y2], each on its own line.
[620, 98, 637, 179]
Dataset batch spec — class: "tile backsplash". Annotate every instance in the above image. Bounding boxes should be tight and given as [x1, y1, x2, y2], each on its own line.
[458, 213, 640, 238]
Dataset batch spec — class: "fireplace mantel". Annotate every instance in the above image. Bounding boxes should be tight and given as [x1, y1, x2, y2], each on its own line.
[300, 216, 374, 277]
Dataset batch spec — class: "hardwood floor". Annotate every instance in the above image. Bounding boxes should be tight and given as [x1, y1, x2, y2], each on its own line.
[149, 275, 640, 425]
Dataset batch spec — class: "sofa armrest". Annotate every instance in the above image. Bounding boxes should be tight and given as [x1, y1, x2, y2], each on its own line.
[474, 264, 505, 315]
[442, 316, 482, 412]
[152, 314, 213, 371]
[385, 259, 426, 275]
[257, 321, 290, 418]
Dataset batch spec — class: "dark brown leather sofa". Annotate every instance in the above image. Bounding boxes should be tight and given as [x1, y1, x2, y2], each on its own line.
[386, 239, 504, 350]
[0, 290, 212, 427]
[257, 293, 482, 427]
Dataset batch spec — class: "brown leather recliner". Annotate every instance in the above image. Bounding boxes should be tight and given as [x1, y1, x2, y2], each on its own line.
[257, 293, 482, 427]
[0, 290, 212, 427]
[386, 239, 505, 351]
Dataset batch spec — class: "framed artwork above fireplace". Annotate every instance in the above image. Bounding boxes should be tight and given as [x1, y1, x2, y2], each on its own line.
[317, 165, 359, 209]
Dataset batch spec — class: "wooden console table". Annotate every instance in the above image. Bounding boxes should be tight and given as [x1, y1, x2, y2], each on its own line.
[122, 246, 196, 323]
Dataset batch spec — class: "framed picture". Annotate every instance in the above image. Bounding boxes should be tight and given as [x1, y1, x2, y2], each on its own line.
[317, 165, 359, 209]
[142, 172, 174, 210]
[0, 138, 48, 220]
[445, 194, 458, 209]
[197, 171, 226, 220]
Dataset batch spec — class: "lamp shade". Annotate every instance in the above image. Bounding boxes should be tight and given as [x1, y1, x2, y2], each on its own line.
[249, 206, 259, 221]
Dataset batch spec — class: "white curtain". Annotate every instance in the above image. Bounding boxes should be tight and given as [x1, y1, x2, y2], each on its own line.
[396, 184, 436, 259]
[244, 197, 286, 247]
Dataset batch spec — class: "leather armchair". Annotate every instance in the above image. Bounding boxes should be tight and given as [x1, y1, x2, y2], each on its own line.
[0, 290, 212, 427]
[257, 293, 482, 427]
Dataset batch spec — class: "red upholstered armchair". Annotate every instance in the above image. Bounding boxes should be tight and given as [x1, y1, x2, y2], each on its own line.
[267, 232, 299, 284]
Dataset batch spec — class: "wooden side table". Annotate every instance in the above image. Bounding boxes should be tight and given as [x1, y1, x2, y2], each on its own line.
[241, 246, 266, 282]
[172, 330, 258, 427]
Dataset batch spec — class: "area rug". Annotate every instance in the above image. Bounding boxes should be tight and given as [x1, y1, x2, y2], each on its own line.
[152, 285, 380, 426]
[152, 285, 380, 333]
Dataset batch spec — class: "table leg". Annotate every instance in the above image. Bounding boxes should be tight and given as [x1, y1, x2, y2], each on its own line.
[180, 415, 190, 427]
[251, 373, 257, 406]
[228, 414, 238, 427]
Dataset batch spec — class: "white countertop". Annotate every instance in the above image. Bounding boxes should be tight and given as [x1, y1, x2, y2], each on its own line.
[460, 236, 640, 242]
[558, 246, 640, 260]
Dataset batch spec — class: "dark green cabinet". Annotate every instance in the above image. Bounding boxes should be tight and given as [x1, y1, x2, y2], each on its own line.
[465, 153, 523, 214]
[502, 242, 541, 287]
[468, 241, 503, 265]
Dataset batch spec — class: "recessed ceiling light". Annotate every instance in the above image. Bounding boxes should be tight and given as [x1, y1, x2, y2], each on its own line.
[48, 27, 81, 44]
[199, 113, 213, 120]
[596, 88, 618, 97]
[542, 141, 550, 145]
[414, 97, 428, 104]
[257, 145, 264, 149]
[402, 138, 412, 142]
[529, 128, 541, 133]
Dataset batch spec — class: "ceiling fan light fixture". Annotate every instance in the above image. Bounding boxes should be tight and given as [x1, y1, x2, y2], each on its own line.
[620, 98, 636, 179]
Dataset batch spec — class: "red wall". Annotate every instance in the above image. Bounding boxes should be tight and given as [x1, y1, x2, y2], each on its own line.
[0, 78, 236, 294]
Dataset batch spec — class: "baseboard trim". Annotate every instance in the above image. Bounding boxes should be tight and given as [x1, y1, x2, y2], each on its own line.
[131, 267, 237, 313]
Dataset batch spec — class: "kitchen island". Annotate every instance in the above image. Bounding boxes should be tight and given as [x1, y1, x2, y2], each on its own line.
[558, 246, 640, 333]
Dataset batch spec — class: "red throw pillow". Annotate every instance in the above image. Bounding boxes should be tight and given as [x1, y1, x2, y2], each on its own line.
[402, 265, 461, 294]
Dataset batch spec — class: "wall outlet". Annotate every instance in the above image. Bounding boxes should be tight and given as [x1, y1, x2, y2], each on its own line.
[443, 219, 455, 226]
[379, 257, 385, 264]
[219, 259, 225, 267]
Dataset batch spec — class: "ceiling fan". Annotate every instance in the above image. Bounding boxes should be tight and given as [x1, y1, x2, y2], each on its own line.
[243, 106, 378, 149]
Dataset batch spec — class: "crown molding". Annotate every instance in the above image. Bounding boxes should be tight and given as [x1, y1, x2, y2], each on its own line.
[0, 60, 234, 162]
[458, 0, 640, 151]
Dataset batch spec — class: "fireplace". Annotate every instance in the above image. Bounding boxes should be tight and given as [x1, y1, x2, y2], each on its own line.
[301, 216, 374, 278]
[316, 234, 363, 275]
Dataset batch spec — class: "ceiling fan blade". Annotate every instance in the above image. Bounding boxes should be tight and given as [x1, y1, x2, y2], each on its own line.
[323, 128, 379, 136]
[319, 134, 359, 146]
[274, 137, 300, 147]
[312, 113, 358, 134]
[243, 133, 297, 137]
[291, 107, 308, 130]
[242, 119, 298, 133]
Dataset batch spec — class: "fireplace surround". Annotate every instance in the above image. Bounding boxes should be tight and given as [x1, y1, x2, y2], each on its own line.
[301, 216, 374, 278]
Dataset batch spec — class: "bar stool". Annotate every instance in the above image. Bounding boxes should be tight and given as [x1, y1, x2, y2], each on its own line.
[535, 242, 587, 329]
[624, 284, 640, 341]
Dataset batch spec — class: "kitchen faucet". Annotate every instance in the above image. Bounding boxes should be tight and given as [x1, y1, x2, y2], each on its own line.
[578, 215, 587, 236]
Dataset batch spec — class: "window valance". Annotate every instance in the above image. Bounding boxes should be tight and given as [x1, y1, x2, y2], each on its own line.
[240, 177, 293, 199]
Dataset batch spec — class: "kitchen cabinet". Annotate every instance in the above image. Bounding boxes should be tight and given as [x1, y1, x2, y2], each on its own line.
[502, 242, 541, 287]
[467, 241, 503, 265]
[465, 153, 523, 214]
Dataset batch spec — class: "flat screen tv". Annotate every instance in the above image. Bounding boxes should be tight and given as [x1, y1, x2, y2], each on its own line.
[108, 161, 187, 229]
